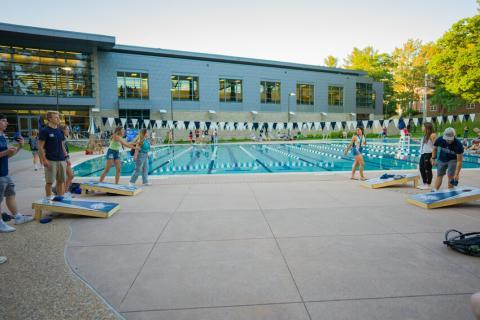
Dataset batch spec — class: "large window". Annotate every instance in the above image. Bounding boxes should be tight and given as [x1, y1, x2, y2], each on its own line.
[260, 81, 281, 104]
[356, 83, 374, 108]
[117, 72, 149, 100]
[219, 78, 242, 102]
[328, 86, 344, 106]
[171, 75, 199, 101]
[0, 45, 92, 97]
[296, 83, 314, 105]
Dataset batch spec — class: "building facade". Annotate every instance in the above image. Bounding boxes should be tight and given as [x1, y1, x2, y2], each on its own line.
[0, 23, 384, 136]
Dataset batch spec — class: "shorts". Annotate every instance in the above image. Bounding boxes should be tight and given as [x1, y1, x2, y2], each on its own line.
[351, 148, 362, 157]
[31, 150, 38, 156]
[0, 176, 16, 203]
[45, 160, 67, 184]
[106, 149, 120, 160]
[437, 160, 457, 177]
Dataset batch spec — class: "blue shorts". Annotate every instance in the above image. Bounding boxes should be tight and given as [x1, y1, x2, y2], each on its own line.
[106, 149, 120, 160]
[351, 148, 362, 157]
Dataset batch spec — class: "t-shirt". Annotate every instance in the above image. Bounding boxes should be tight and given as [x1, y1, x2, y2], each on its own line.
[434, 136, 464, 162]
[39, 126, 66, 161]
[0, 133, 9, 177]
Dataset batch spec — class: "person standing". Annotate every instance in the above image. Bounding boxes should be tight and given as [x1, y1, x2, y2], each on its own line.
[99, 126, 133, 184]
[60, 125, 74, 195]
[0, 113, 34, 233]
[28, 129, 41, 171]
[38, 111, 68, 197]
[344, 127, 367, 180]
[129, 128, 151, 186]
[417, 122, 436, 190]
[431, 127, 464, 191]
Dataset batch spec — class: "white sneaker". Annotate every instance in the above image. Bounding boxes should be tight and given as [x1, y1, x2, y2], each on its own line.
[14, 214, 34, 225]
[128, 182, 135, 186]
[143, 182, 152, 186]
[0, 256, 7, 264]
[0, 219, 16, 232]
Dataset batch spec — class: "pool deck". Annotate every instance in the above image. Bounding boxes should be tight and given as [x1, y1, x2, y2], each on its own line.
[1, 150, 480, 319]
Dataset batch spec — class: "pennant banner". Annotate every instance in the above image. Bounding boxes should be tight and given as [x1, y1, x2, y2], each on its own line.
[362, 120, 368, 129]
[120, 118, 127, 128]
[131, 118, 138, 128]
[470, 113, 476, 122]
[393, 119, 399, 128]
[143, 119, 150, 128]
[447, 115, 453, 124]
[107, 117, 115, 127]
[413, 118, 419, 126]
[459, 114, 464, 122]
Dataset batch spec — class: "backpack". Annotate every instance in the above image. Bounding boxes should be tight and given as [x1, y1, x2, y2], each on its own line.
[443, 229, 480, 257]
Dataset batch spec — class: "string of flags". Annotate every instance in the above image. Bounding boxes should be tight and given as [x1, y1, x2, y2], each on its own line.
[100, 113, 477, 132]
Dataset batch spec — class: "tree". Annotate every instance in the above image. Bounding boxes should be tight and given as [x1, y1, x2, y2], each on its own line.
[428, 15, 480, 106]
[323, 55, 338, 68]
[391, 39, 436, 113]
[344, 47, 395, 115]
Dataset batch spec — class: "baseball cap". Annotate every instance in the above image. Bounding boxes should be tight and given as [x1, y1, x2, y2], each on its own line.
[443, 127, 456, 141]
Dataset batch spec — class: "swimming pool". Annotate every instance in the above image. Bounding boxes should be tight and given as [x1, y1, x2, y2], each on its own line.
[73, 141, 480, 177]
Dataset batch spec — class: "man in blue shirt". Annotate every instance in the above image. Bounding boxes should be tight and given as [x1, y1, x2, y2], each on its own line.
[431, 127, 464, 191]
[38, 111, 67, 197]
[0, 114, 34, 235]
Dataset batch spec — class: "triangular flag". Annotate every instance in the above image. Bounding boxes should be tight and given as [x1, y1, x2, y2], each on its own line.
[426, 117, 432, 123]
[362, 120, 368, 129]
[287, 122, 293, 130]
[314, 122, 320, 130]
[393, 119, 399, 128]
[413, 118, 419, 126]
[131, 118, 138, 128]
[155, 120, 162, 128]
[373, 120, 380, 128]
[107, 117, 115, 127]
[437, 116, 442, 124]
[470, 113, 476, 122]
[325, 122, 331, 131]
[459, 114, 464, 122]
[219, 122, 225, 130]
[404, 118, 410, 126]
[447, 115, 453, 124]
[143, 119, 150, 128]
[120, 118, 127, 127]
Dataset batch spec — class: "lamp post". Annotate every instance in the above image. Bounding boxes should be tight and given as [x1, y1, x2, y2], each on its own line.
[287, 92, 296, 138]
[423, 74, 429, 119]
[170, 88, 175, 143]
[55, 66, 72, 112]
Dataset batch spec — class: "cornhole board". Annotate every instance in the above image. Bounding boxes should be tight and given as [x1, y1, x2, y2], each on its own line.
[362, 173, 420, 189]
[32, 198, 120, 219]
[407, 187, 480, 209]
[80, 181, 142, 196]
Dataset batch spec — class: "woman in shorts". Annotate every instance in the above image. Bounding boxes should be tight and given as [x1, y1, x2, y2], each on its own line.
[344, 127, 367, 180]
[99, 126, 134, 184]
[28, 129, 41, 171]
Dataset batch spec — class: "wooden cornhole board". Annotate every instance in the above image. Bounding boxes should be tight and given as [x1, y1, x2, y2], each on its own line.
[407, 187, 480, 209]
[32, 198, 120, 219]
[80, 181, 142, 196]
[362, 173, 420, 189]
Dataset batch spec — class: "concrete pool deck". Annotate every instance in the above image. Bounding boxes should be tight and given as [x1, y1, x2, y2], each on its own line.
[1, 150, 480, 319]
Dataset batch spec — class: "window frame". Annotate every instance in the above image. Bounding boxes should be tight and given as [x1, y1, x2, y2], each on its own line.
[219, 78, 243, 103]
[117, 71, 149, 100]
[296, 83, 314, 105]
[260, 80, 281, 104]
[327, 85, 344, 107]
[171, 75, 200, 101]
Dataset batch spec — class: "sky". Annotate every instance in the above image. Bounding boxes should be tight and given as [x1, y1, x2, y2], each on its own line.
[0, 0, 477, 66]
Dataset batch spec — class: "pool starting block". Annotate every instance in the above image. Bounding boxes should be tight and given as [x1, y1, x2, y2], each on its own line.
[32, 197, 121, 219]
[408, 187, 480, 209]
[80, 181, 142, 196]
[362, 173, 420, 189]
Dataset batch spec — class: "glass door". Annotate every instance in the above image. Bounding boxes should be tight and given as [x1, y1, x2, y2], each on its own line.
[18, 116, 40, 137]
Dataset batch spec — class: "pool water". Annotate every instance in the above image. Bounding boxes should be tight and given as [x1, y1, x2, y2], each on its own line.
[73, 141, 480, 177]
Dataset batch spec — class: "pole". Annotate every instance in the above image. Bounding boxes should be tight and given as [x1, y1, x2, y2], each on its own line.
[170, 90, 174, 143]
[55, 67, 59, 112]
[287, 95, 290, 138]
[423, 74, 428, 119]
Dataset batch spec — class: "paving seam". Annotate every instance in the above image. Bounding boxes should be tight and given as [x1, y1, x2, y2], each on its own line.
[67, 241, 155, 248]
[64, 223, 127, 320]
[117, 184, 192, 308]
[247, 182, 313, 320]
[120, 292, 476, 314]
[120, 301, 307, 314]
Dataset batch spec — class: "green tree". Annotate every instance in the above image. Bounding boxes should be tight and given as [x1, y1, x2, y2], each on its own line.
[428, 15, 480, 106]
[391, 39, 436, 114]
[323, 55, 338, 68]
[344, 47, 395, 116]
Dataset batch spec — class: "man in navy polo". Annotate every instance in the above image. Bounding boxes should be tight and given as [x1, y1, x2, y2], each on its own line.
[38, 111, 67, 197]
[431, 127, 464, 191]
[0, 113, 34, 235]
